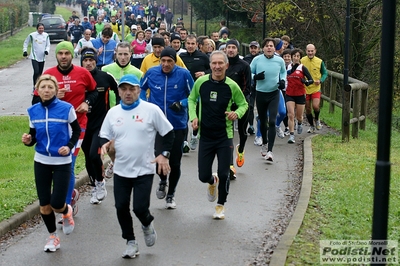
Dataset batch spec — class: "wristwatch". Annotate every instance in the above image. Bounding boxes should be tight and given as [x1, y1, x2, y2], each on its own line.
[161, 151, 170, 159]
[84, 99, 90, 105]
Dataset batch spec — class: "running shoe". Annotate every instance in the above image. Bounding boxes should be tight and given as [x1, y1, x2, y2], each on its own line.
[307, 126, 316, 133]
[95, 180, 107, 201]
[254, 136, 262, 146]
[213, 205, 225, 219]
[156, 182, 167, 199]
[230, 165, 237, 180]
[182, 141, 190, 153]
[142, 222, 157, 247]
[207, 174, 219, 202]
[276, 126, 284, 139]
[260, 144, 267, 157]
[62, 205, 75, 235]
[71, 188, 79, 216]
[165, 196, 176, 209]
[90, 186, 101, 204]
[190, 134, 198, 150]
[122, 240, 140, 259]
[265, 151, 274, 162]
[104, 162, 114, 179]
[288, 135, 295, 144]
[247, 126, 255, 135]
[316, 120, 322, 130]
[235, 144, 245, 168]
[44, 233, 60, 252]
[284, 128, 290, 136]
[297, 124, 303, 134]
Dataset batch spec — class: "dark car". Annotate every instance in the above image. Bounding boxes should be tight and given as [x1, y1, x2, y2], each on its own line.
[40, 16, 68, 41]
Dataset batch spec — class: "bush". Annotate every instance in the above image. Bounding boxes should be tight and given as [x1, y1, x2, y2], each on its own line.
[0, 1, 29, 34]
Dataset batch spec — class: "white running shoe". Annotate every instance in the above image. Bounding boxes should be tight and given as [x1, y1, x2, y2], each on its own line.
[95, 180, 107, 201]
[104, 162, 114, 179]
[44, 233, 60, 252]
[165, 197, 177, 209]
[122, 240, 139, 259]
[288, 135, 295, 144]
[207, 174, 219, 202]
[142, 222, 157, 247]
[276, 126, 284, 139]
[260, 144, 268, 157]
[90, 187, 101, 204]
[316, 120, 322, 130]
[213, 205, 225, 219]
[190, 134, 198, 150]
[265, 151, 274, 162]
[254, 136, 262, 146]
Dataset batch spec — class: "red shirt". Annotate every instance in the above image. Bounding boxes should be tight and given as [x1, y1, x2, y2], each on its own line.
[34, 65, 97, 129]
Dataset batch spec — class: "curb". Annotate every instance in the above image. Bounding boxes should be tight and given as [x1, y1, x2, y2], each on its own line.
[269, 135, 317, 266]
[0, 169, 90, 237]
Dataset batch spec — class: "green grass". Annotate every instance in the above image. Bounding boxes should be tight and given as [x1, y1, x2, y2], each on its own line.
[0, 6, 78, 69]
[0, 116, 86, 221]
[285, 105, 400, 265]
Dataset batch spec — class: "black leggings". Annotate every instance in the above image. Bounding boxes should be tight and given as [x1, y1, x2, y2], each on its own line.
[81, 127, 103, 186]
[155, 129, 185, 197]
[34, 161, 71, 210]
[256, 90, 280, 152]
[32, 60, 45, 87]
[113, 174, 154, 241]
[198, 138, 232, 205]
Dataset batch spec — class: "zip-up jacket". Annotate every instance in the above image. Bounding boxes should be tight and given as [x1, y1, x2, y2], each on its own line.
[226, 54, 252, 97]
[91, 38, 117, 66]
[179, 50, 211, 81]
[27, 97, 81, 164]
[140, 65, 194, 130]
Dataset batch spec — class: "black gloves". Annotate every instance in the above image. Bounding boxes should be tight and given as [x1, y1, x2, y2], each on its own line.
[23, 51, 28, 57]
[254, 71, 265, 81]
[169, 101, 182, 112]
[278, 79, 285, 90]
[45, 51, 48, 55]
[301, 79, 313, 86]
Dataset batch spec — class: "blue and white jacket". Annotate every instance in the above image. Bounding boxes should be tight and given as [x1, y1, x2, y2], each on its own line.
[140, 65, 194, 130]
[91, 38, 117, 66]
[27, 97, 80, 165]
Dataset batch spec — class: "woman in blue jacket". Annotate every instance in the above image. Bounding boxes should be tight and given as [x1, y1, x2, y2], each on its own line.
[22, 74, 81, 252]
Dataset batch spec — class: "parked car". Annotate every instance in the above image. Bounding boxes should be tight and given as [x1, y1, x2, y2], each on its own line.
[40, 16, 67, 41]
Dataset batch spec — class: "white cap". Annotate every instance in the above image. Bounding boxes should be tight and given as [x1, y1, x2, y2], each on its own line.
[137, 15, 142, 19]
[131, 24, 137, 30]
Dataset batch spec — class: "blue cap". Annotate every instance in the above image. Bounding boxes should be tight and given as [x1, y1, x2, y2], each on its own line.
[118, 74, 140, 87]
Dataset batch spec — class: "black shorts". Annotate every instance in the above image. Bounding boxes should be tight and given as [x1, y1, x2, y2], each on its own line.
[286, 94, 306, 105]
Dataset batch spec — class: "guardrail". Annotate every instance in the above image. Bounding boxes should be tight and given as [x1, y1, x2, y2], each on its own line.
[321, 71, 369, 141]
[240, 43, 369, 141]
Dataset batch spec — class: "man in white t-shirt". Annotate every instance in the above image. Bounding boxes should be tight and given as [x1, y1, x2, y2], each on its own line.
[99, 74, 174, 259]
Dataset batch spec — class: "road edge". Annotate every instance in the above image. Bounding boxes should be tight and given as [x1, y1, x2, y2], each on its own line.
[269, 134, 317, 266]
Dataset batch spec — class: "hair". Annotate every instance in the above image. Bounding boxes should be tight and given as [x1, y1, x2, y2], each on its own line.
[179, 28, 188, 34]
[261, 37, 276, 48]
[186, 34, 197, 41]
[210, 50, 228, 63]
[281, 35, 291, 43]
[197, 35, 208, 46]
[290, 48, 304, 58]
[102, 27, 113, 37]
[36, 23, 44, 29]
[136, 30, 145, 37]
[208, 39, 215, 51]
[35, 74, 59, 92]
[220, 20, 226, 26]
[160, 31, 170, 37]
[116, 41, 132, 52]
[282, 49, 292, 57]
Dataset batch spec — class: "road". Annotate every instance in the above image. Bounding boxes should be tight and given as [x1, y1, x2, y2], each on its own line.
[0, 43, 305, 266]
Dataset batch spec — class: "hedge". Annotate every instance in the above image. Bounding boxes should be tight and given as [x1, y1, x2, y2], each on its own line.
[0, 1, 30, 34]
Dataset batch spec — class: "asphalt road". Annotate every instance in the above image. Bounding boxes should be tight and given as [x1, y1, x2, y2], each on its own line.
[0, 42, 306, 266]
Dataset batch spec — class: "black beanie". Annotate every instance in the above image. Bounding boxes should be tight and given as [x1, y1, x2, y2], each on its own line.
[170, 33, 181, 42]
[152, 37, 165, 47]
[160, 47, 177, 62]
[80, 47, 98, 66]
[226, 39, 239, 49]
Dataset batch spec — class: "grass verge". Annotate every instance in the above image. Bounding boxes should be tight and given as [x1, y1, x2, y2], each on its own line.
[285, 105, 400, 265]
[0, 116, 86, 222]
[0, 6, 76, 69]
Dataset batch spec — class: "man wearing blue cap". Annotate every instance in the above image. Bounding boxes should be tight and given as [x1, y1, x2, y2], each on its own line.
[99, 74, 174, 259]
